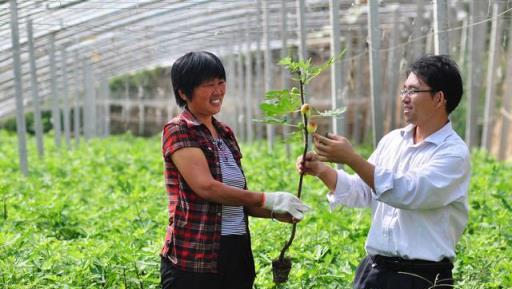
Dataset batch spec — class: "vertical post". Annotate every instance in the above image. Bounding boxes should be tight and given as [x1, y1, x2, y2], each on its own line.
[84, 60, 95, 140]
[481, 1, 503, 151]
[103, 77, 110, 137]
[255, 0, 264, 140]
[61, 46, 71, 148]
[433, 0, 449, 55]
[412, 0, 426, 61]
[386, 6, 400, 130]
[263, 0, 274, 151]
[49, 33, 62, 148]
[367, 0, 384, 146]
[26, 18, 44, 158]
[465, 0, 486, 148]
[344, 30, 353, 139]
[281, 0, 291, 158]
[499, 22, 512, 160]
[458, 18, 468, 71]
[329, 0, 344, 136]
[237, 35, 246, 142]
[9, 0, 28, 175]
[227, 48, 237, 132]
[296, 0, 307, 61]
[123, 79, 130, 131]
[138, 85, 145, 136]
[353, 29, 364, 144]
[245, 16, 254, 143]
[73, 49, 81, 146]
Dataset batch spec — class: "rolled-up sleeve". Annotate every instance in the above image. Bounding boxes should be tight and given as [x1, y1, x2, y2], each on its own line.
[372, 150, 470, 210]
[327, 169, 374, 209]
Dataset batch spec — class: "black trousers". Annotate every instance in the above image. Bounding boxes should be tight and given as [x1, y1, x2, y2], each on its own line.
[160, 234, 255, 289]
[353, 255, 454, 289]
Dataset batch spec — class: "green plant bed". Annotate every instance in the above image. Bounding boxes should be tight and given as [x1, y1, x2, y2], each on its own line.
[0, 131, 510, 288]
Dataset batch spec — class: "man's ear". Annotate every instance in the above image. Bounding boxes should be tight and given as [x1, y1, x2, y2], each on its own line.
[435, 91, 446, 109]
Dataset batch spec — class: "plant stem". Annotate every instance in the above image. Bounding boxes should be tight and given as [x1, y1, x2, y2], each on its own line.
[123, 267, 128, 289]
[134, 262, 144, 289]
[3, 197, 7, 220]
[279, 71, 308, 262]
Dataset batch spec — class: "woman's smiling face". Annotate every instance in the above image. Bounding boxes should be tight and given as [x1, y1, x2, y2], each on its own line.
[184, 77, 226, 118]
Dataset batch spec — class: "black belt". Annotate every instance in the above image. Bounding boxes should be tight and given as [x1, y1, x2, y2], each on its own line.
[370, 255, 453, 272]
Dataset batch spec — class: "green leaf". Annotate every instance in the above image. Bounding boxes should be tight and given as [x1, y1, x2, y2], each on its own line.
[316, 107, 347, 118]
[260, 89, 301, 117]
[252, 117, 289, 125]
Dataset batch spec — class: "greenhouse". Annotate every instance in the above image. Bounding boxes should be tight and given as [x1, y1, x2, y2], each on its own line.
[1, 0, 511, 288]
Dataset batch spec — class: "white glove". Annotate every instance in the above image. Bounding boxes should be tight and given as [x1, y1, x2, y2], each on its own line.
[262, 192, 311, 220]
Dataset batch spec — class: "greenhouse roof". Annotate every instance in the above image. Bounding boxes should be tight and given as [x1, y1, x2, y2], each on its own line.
[0, 0, 424, 118]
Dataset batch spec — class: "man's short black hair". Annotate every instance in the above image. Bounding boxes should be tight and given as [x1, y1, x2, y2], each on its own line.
[171, 51, 226, 108]
[407, 55, 463, 114]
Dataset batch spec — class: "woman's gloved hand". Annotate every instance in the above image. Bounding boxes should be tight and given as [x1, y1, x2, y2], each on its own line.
[262, 192, 311, 220]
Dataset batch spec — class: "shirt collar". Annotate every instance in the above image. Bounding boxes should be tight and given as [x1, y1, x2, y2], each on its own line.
[400, 121, 454, 146]
[179, 107, 230, 136]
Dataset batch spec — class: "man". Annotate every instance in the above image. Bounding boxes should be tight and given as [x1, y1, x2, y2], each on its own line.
[297, 55, 470, 289]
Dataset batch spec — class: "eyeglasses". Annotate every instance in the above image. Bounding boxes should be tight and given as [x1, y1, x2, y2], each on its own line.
[399, 88, 434, 97]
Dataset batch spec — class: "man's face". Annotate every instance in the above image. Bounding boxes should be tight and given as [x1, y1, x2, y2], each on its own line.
[401, 72, 443, 125]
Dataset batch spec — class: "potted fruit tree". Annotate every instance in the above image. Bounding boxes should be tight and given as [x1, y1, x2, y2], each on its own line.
[257, 55, 345, 283]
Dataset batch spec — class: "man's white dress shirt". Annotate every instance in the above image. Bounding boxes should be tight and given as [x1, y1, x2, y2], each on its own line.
[328, 122, 470, 262]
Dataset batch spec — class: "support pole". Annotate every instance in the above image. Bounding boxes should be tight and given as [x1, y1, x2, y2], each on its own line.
[499, 21, 512, 160]
[465, 0, 486, 148]
[61, 47, 72, 148]
[367, 0, 384, 146]
[281, 0, 291, 158]
[49, 33, 62, 148]
[329, 0, 344, 136]
[263, 0, 274, 151]
[433, 0, 449, 55]
[103, 77, 110, 137]
[84, 60, 95, 140]
[237, 35, 245, 141]
[245, 16, 254, 143]
[138, 85, 145, 136]
[26, 18, 44, 158]
[9, 0, 28, 175]
[255, 0, 264, 140]
[481, 1, 503, 151]
[296, 0, 307, 62]
[386, 6, 400, 130]
[73, 50, 81, 146]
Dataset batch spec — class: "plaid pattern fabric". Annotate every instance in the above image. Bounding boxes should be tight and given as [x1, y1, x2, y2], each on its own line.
[160, 108, 247, 273]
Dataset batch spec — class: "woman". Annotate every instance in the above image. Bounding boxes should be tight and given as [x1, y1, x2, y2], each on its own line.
[160, 51, 310, 289]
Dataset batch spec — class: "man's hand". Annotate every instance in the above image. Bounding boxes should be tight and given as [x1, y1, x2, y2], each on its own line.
[313, 133, 356, 165]
[296, 152, 329, 177]
[262, 192, 311, 220]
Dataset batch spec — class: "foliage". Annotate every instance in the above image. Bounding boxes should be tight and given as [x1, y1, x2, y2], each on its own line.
[0, 132, 511, 288]
[0, 111, 53, 135]
[257, 55, 345, 128]
[257, 55, 346, 265]
[109, 67, 168, 99]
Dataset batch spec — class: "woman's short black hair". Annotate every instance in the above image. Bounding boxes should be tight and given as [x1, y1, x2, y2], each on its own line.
[170, 51, 226, 108]
[407, 55, 463, 114]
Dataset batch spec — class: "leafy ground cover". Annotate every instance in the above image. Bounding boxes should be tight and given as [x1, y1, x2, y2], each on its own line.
[0, 130, 511, 288]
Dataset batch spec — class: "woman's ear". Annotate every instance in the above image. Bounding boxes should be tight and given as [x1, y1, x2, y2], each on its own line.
[178, 90, 188, 103]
